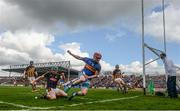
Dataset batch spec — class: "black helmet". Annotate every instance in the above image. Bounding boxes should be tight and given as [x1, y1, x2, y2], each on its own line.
[30, 61, 33, 65]
[115, 64, 119, 68]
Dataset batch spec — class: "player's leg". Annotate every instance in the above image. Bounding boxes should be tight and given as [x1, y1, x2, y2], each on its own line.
[114, 79, 120, 91]
[54, 88, 68, 97]
[46, 88, 56, 100]
[68, 88, 88, 101]
[126, 82, 133, 89]
[68, 80, 90, 100]
[78, 88, 88, 96]
[172, 76, 178, 98]
[114, 78, 119, 89]
[71, 75, 86, 85]
[114, 78, 123, 92]
[77, 84, 89, 96]
[31, 77, 37, 91]
[167, 77, 171, 97]
[29, 77, 36, 92]
[64, 73, 86, 92]
[119, 78, 128, 93]
[133, 78, 143, 88]
[118, 82, 123, 92]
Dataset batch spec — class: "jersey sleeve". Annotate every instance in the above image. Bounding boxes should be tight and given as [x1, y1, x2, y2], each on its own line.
[96, 64, 101, 73]
[119, 69, 122, 74]
[113, 70, 116, 75]
[25, 66, 29, 72]
[82, 57, 90, 64]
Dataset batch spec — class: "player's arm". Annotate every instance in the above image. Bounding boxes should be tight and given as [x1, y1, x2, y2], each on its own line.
[34, 68, 38, 77]
[23, 70, 27, 78]
[86, 65, 101, 79]
[67, 50, 83, 60]
[31, 71, 49, 84]
[31, 75, 44, 84]
[85, 70, 100, 79]
[60, 72, 65, 81]
[121, 72, 127, 77]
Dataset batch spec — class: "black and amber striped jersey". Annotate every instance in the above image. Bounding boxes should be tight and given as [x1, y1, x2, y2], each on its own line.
[25, 66, 37, 77]
[112, 69, 122, 79]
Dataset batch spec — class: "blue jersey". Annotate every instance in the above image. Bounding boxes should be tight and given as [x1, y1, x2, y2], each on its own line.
[82, 57, 101, 76]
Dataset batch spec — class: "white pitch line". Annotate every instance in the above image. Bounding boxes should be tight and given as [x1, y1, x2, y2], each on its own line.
[0, 100, 58, 110]
[0, 95, 140, 110]
[77, 97, 94, 101]
[39, 95, 140, 109]
[0, 101, 29, 109]
[68, 95, 139, 107]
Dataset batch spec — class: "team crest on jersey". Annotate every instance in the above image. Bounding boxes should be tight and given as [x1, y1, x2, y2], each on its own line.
[50, 77, 57, 82]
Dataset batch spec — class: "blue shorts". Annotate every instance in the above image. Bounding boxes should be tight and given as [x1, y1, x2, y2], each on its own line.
[81, 80, 90, 89]
[79, 72, 90, 89]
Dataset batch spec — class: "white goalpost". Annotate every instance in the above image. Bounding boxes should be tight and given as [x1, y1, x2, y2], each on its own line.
[141, 0, 167, 95]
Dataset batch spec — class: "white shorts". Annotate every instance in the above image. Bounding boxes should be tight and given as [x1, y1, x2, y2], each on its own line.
[28, 77, 36, 84]
[46, 88, 66, 99]
[46, 88, 61, 93]
[114, 78, 123, 82]
[114, 78, 126, 85]
[46, 88, 59, 99]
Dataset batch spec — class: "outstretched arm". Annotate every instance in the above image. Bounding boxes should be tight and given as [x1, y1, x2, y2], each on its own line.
[67, 50, 83, 60]
[23, 70, 27, 78]
[31, 75, 44, 84]
[60, 72, 66, 81]
[31, 71, 49, 84]
[121, 72, 127, 77]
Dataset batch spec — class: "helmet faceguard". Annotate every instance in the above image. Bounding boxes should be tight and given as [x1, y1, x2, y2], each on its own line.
[30, 61, 33, 66]
[115, 64, 119, 69]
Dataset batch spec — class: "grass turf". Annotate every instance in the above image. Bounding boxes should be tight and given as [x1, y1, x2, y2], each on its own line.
[0, 86, 180, 110]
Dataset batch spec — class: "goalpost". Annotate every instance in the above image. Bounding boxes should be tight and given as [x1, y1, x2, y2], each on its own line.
[141, 0, 167, 95]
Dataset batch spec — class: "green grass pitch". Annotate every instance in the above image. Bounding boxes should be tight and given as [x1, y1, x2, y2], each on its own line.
[0, 86, 180, 110]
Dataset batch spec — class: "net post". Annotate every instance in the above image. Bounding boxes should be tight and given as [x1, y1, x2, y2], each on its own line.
[141, 0, 146, 95]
